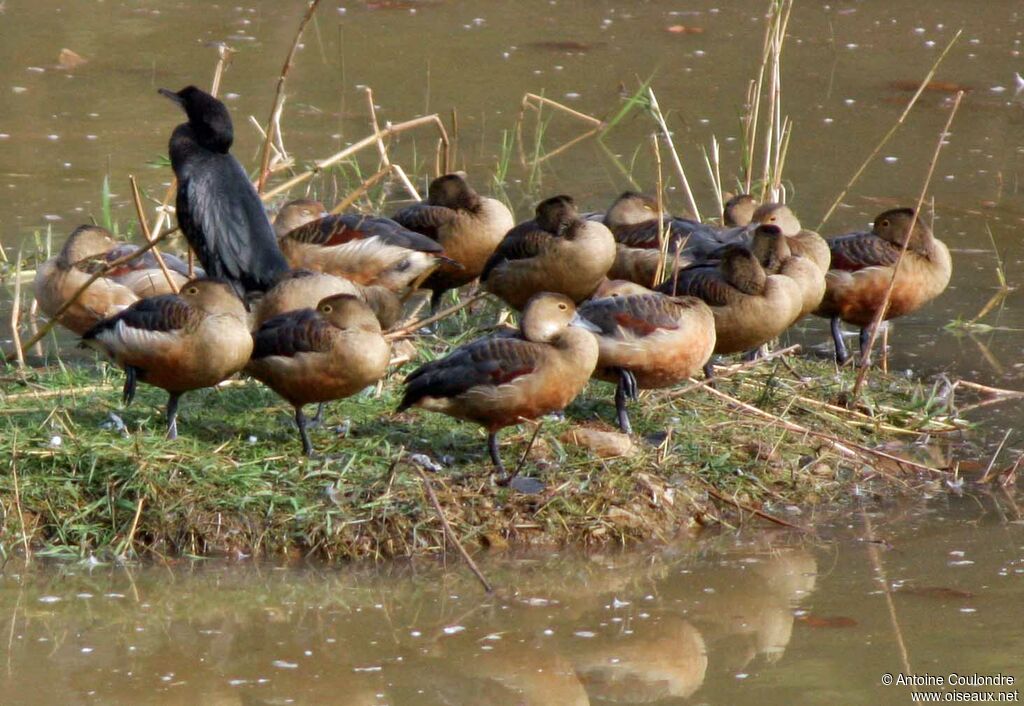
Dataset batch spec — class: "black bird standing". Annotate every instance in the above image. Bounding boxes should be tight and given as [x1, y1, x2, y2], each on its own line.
[159, 86, 289, 297]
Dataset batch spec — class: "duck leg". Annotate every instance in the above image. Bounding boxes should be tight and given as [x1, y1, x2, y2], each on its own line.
[831, 317, 850, 364]
[487, 431, 505, 475]
[858, 325, 875, 367]
[308, 402, 327, 429]
[122, 365, 140, 405]
[165, 392, 181, 440]
[703, 361, 716, 389]
[614, 368, 638, 434]
[295, 406, 315, 457]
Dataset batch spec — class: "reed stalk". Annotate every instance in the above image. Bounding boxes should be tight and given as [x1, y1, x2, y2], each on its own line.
[256, 0, 323, 193]
[129, 175, 179, 293]
[816, 30, 962, 230]
[646, 88, 701, 222]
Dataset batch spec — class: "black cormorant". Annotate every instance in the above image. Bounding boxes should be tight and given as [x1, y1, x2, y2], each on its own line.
[159, 85, 289, 297]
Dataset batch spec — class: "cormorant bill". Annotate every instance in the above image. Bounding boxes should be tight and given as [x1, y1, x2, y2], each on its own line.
[159, 85, 289, 297]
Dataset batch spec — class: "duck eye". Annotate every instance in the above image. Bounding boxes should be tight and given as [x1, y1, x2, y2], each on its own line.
[558, 303, 568, 310]
[322, 305, 332, 313]
[881, 219, 890, 228]
[186, 286, 199, 295]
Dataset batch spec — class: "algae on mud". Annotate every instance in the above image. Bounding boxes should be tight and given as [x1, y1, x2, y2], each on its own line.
[0, 337, 963, 561]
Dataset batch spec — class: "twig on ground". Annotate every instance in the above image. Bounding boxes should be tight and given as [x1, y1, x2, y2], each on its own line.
[414, 465, 493, 594]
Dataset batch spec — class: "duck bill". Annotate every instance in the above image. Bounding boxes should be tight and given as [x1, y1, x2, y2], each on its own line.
[569, 312, 602, 333]
[158, 88, 185, 108]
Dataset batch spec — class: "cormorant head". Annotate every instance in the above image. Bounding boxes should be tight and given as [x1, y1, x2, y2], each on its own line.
[159, 85, 234, 153]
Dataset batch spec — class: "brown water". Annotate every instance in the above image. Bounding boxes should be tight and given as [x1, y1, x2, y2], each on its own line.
[1, 496, 1022, 706]
[1, 2, 1023, 703]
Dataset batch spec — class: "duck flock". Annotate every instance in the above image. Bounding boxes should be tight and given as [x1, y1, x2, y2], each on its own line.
[32, 85, 952, 468]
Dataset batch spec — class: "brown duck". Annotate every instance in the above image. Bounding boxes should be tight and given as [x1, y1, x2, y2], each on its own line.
[578, 281, 715, 433]
[814, 207, 951, 363]
[274, 199, 451, 293]
[247, 294, 391, 456]
[657, 241, 803, 377]
[482, 195, 615, 310]
[391, 173, 515, 309]
[251, 269, 402, 331]
[398, 292, 600, 475]
[598, 192, 760, 287]
[81, 278, 252, 439]
[34, 226, 140, 335]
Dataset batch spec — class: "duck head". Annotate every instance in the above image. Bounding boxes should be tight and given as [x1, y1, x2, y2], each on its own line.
[427, 173, 481, 210]
[534, 195, 579, 237]
[873, 208, 933, 252]
[719, 244, 767, 295]
[604, 191, 659, 227]
[180, 278, 247, 317]
[520, 292, 598, 342]
[749, 224, 792, 273]
[723, 193, 758, 226]
[61, 225, 118, 267]
[752, 203, 801, 236]
[317, 293, 382, 333]
[274, 199, 328, 237]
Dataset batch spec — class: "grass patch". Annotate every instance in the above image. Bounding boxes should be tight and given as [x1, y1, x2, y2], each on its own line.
[0, 321, 964, 563]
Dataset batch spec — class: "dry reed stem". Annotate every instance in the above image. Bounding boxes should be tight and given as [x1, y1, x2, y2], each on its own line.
[210, 43, 235, 97]
[667, 344, 802, 399]
[861, 508, 912, 674]
[816, 30, 962, 230]
[521, 93, 604, 127]
[256, 0, 322, 193]
[10, 432, 31, 561]
[329, 166, 389, 214]
[260, 114, 449, 201]
[118, 496, 146, 558]
[385, 292, 487, 339]
[9, 248, 25, 368]
[414, 465, 493, 594]
[700, 480, 808, 532]
[700, 382, 945, 478]
[129, 175, 179, 293]
[535, 126, 601, 165]
[497, 420, 544, 486]
[646, 88, 701, 222]
[651, 134, 672, 286]
[851, 91, 964, 399]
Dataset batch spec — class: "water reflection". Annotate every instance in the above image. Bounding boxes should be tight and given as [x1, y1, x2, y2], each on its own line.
[3, 492, 1021, 705]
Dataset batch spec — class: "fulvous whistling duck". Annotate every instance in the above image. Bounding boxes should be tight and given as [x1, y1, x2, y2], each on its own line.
[274, 199, 451, 294]
[815, 207, 951, 364]
[392, 173, 515, 310]
[251, 269, 402, 331]
[398, 292, 600, 475]
[81, 278, 253, 439]
[34, 225, 140, 335]
[597, 192, 761, 287]
[160, 86, 289, 297]
[482, 195, 616, 310]
[657, 242, 803, 377]
[247, 294, 391, 456]
[747, 224, 826, 319]
[578, 281, 715, 433]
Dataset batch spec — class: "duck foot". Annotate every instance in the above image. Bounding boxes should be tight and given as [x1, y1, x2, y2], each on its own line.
[615, 368, 638, 434]
[488, 432, 515, 486]
[703, 361, 717, 389]
[831, 317, 851, 365]
[295, 407, 316, 457]
[165, 392, 181, 440]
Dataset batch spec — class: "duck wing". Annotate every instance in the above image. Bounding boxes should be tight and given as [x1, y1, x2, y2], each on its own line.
[284, 214, 445, 254]
[391, 203, 457, 242]
[177, 152, 288, 293]
[656, 265, 741, 306]
[398, 335, 542, 410]
[581, 294, 685, 336]
[251, 308, 333, 359]
[480, 221, 554, 281]
[828, 231, 901, 271]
